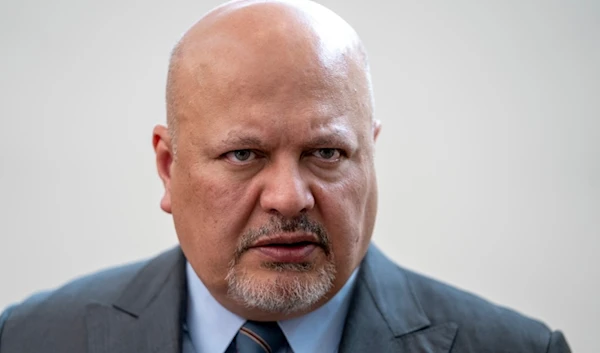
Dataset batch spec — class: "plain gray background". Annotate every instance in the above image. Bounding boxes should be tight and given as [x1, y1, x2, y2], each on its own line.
[0, 0, 598, 352]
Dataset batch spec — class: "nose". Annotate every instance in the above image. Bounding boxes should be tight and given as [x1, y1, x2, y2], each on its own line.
[259, 160, 315, 218]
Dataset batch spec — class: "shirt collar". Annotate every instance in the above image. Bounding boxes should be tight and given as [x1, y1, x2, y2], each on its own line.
[186, 262, 358, 353]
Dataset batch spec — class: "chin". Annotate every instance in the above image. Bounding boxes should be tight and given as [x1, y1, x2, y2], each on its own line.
[225, 260, 336, 314]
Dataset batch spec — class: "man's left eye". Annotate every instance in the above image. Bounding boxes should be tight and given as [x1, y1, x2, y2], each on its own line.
[312, 148, 342, 160]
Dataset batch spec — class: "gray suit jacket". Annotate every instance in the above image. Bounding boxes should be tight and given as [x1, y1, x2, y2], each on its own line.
[0, 245, 570, 353]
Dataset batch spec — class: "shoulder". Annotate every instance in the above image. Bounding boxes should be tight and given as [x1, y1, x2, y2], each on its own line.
[0, 248, 177, 351]
[362, 245, 569, 352]
[401, 266, 567, 352]
[4, 258, 146, 320]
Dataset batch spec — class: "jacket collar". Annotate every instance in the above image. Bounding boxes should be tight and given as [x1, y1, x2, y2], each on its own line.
[85, 245, 457, 353]
[85, 247, 187, 353]
[338, 245, 457, 353]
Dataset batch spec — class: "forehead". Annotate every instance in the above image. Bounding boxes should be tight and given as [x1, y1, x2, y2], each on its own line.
[175, 72, 371, 155]
[192, 94, 365, 152]
[175, 50, 369, 135]
[175, 39, 356, 108]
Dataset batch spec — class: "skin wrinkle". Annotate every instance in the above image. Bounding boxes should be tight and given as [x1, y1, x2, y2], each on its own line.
[153, 0, 381, 321]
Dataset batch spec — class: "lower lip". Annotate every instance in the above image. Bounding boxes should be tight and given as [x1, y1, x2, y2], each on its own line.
[253, 243, 318, 262]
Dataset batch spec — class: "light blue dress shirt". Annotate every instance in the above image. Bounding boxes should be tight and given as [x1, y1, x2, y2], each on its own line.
[185, 262, 358, 353]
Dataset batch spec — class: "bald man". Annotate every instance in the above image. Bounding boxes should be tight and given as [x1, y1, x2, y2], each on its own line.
[0, 1, 570, 352]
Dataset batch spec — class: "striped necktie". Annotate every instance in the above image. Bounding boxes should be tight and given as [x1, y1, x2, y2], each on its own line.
[234, 321, 287, 353]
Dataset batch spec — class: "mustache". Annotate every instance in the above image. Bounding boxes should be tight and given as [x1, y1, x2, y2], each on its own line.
[235, 214, 331, 259]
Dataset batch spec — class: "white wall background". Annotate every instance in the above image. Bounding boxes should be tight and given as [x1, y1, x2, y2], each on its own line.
[0, 0, 597, 351]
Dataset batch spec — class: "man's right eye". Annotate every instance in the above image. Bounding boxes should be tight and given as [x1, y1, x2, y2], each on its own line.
[223, 149, 257, 163]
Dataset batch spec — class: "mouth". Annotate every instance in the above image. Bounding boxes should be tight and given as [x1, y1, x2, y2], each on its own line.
[249, 233, 321, 262]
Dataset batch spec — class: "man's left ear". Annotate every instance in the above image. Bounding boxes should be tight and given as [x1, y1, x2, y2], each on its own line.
[373, 119, 382, 141]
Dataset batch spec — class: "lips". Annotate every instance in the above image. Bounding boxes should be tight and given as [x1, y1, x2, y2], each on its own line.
[250, 233, 321, 262]
[252, 233, 319, 247]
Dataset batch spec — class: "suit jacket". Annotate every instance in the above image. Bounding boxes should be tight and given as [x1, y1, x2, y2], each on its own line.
[0, 245, 570, 353]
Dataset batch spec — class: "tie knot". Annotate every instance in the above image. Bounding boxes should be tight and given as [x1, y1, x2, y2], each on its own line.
[236, 321, 287, 353]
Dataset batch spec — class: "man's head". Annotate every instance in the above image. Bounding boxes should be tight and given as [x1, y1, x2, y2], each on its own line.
[153, 0, 381, 321]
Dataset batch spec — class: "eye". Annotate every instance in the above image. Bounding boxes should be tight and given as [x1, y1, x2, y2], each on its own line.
[311, 148, 342, 161]
[224, 149, 257, 163]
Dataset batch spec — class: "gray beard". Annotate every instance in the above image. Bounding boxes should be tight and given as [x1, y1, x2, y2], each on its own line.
[225, 260, 336, 314]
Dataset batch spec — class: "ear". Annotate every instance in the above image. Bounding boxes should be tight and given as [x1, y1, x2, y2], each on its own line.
[152, 125, 174, 214]
[373, 119, 382, 141]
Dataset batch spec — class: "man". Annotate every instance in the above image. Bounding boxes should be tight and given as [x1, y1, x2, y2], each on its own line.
[0, 0, 571, 352]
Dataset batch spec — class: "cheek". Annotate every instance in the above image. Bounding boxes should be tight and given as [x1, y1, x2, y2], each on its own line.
[170, 165, 255, 267]
[315, 166, 372, 249]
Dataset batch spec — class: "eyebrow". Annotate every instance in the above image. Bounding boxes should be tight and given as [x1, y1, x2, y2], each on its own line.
[220, 135, 266, 149]
[306, 133, 353, 147]
[307, 128, 358, 149]
[219, 130, 356, 149]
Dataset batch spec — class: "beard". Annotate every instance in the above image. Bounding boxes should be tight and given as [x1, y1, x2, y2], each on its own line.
[225, 214, 336, 314]
[225, 260, 336, 314]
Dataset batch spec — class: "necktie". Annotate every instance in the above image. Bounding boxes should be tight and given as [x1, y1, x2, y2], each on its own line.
[234, 321, 287, 353]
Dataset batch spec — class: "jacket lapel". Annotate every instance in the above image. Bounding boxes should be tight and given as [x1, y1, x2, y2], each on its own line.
[85, 247, 188, 353]
[84, 244, 457, 353]
[339, 245, 457, 353]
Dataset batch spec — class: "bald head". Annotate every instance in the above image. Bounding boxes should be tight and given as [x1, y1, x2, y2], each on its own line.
[165, 0, 374, 149]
